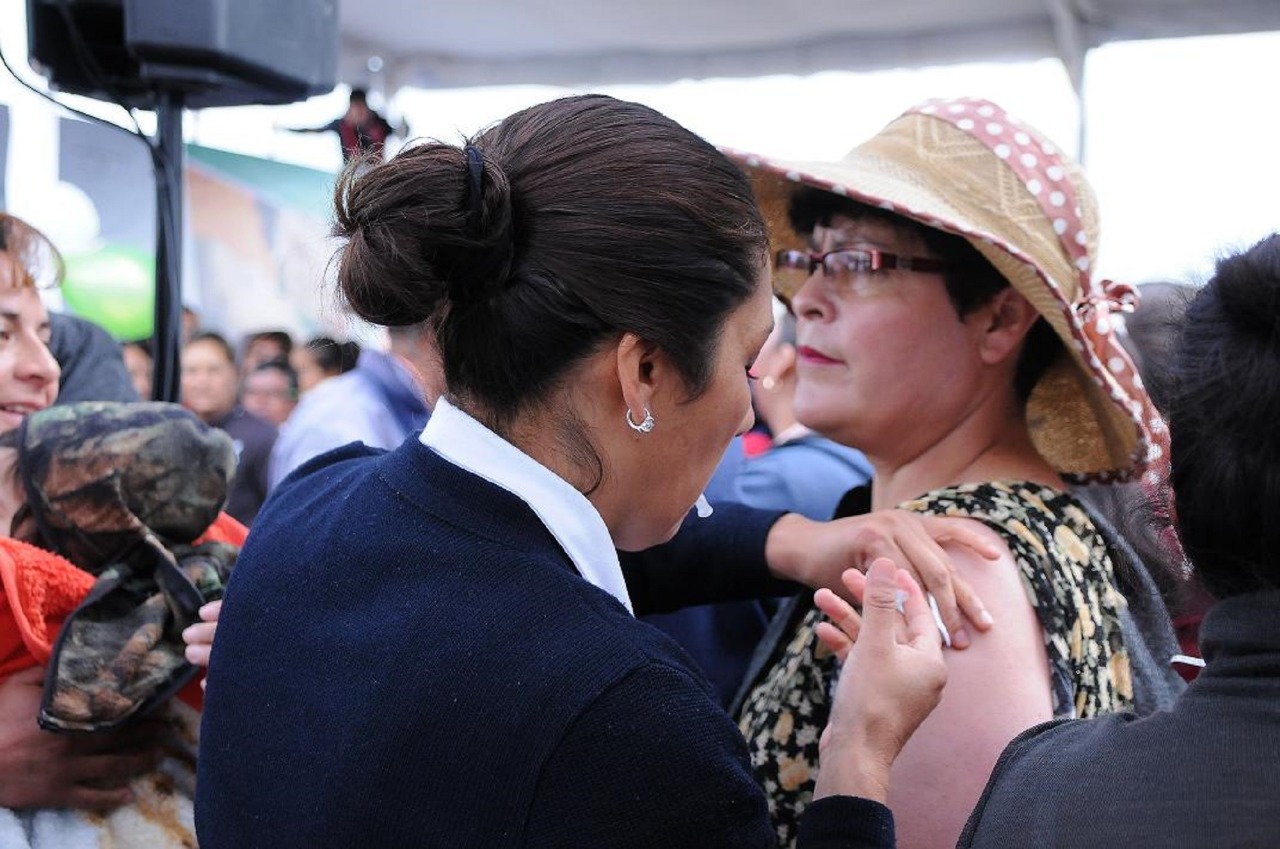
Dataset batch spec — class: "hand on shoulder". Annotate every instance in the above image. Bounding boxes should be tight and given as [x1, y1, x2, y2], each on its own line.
[766, 509, 1001, 649]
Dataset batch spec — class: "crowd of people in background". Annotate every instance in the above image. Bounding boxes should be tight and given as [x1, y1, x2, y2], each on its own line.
[109, 324, 377, 529]
[104, 319, 425, 530]
[0, 86, 1276, 849]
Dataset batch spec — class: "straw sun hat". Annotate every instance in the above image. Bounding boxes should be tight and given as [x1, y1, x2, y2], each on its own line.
[725, 97, 1162, 483]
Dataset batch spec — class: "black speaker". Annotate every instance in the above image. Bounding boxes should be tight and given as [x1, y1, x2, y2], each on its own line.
[27, 0, 338, 109]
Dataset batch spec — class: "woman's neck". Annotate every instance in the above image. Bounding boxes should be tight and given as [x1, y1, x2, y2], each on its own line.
[772, 422, 812, 446]
[869, 401, 1061, 510]
[489, 394, 604, 497]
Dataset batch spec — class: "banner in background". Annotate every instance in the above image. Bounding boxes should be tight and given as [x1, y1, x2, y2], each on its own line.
[1, 110, 353, 346]
[186, 144, 347, 344]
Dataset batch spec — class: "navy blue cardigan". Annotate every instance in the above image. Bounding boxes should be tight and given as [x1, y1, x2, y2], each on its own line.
[196, 439, 892, 848]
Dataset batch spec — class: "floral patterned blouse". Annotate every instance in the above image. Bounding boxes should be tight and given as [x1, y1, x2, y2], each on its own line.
[736, 481, 1134, 848]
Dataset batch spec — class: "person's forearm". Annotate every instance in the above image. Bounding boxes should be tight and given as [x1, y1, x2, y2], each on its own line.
[814, 740, 893, 804]
[763, 512, 816, 587]
[620, 503, 795, 614]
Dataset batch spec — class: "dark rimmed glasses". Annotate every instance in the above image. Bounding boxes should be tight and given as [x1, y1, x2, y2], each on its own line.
[773, 248, 953, 302]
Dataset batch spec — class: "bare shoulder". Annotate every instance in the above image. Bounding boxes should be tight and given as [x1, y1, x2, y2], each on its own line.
[886, 516, 1054, 849]
[929, 516, 1021, 582]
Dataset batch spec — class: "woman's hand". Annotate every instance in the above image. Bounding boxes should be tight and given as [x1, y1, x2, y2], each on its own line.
[812, 560, 948, 804]
[182, 600, 222, 689]
[0, 667, 163, 810]
[765, 510, 998, 648]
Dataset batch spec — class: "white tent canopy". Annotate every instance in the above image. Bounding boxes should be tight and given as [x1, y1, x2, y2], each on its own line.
[337, 0, 1280, 95]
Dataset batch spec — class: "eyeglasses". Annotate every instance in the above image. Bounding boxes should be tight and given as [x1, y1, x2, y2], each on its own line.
[773, 248, 952, 302]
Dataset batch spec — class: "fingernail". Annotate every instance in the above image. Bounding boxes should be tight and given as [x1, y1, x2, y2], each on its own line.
[979, 610, 995, 627]
[952, 627, 971, 648]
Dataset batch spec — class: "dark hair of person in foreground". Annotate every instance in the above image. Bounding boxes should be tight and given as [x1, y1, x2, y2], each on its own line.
[1168, 233, 1280, 599]
[334, 94, 765, 486]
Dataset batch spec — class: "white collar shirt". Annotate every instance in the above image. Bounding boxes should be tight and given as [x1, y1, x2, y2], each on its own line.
[419, 397, 633, 615]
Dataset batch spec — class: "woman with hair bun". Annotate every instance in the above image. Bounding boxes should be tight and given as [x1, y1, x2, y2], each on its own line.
[195, 95, 958, 849]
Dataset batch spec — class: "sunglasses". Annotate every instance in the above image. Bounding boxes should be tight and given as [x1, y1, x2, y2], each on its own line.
[773, 248, 953, 302]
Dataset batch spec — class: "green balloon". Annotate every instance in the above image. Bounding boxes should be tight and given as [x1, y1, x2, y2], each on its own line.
[62, 245, 156, 340]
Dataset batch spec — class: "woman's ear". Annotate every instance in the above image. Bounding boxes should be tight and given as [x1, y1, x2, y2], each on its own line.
[615, 332, 659, 425]
[977, 288, 1041, 366]
[776, 342, 799, 385]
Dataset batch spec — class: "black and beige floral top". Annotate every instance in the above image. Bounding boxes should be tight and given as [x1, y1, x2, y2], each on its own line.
[736, 480, 1135, 849]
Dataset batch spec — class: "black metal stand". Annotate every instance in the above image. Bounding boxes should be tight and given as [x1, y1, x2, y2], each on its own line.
[151, 89, 185, 401]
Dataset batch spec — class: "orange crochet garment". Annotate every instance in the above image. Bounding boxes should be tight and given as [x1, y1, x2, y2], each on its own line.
[0, 512, 248, 710]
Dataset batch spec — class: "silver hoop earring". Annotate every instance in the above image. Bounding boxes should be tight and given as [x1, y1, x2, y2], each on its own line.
[626, 408, 656, 434]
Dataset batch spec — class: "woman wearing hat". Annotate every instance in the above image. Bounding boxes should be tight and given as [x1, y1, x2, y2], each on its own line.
[729, 98, 1184, 848]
